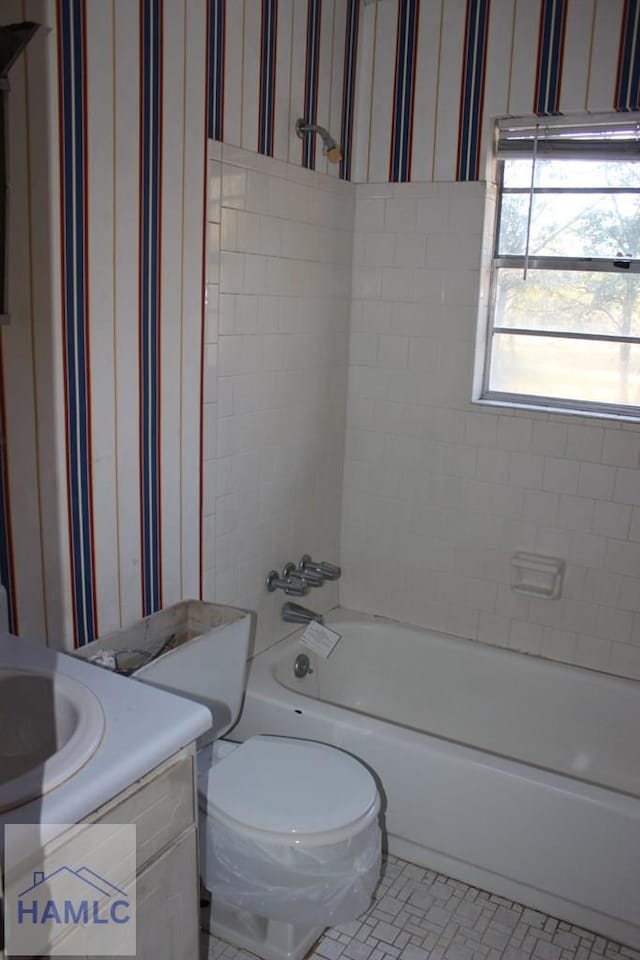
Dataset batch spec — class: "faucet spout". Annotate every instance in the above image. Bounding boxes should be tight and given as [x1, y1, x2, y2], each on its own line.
[281, 602, 323, 625]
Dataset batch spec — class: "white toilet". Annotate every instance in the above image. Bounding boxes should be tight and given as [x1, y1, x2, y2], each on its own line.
[133, 611, 382, 960]
[198, 736, 380, 960]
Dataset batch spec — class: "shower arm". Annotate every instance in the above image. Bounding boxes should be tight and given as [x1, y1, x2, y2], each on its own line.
[295, 118, 342, 162]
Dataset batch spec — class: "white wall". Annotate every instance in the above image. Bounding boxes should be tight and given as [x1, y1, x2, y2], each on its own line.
[341, 180, 640, 680]
[203, 145, 353, 653]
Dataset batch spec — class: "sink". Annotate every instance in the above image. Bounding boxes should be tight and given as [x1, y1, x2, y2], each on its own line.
[0, 667, 105, 813]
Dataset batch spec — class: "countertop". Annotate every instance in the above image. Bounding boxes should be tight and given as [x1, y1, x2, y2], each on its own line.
[0, 632, 212, 844]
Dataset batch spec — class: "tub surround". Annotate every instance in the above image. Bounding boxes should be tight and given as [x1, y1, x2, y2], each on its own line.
[341, 179, 640, 681]
[203, 144, 353, 654]
[0, 632, 211, 842]
[231, 610, 640, 949]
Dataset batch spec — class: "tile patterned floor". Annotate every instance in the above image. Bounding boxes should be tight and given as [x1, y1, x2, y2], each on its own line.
[201, 854, 640, 960]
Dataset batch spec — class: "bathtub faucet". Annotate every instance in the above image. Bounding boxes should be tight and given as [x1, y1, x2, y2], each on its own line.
[266, 571, 310, 597]
[281, 602, 324, 625]
[282, 561, 324, 588]
[300, 554, 341, 581]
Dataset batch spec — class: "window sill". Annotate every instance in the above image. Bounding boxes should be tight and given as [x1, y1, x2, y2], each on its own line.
[472, 394, 640, 425]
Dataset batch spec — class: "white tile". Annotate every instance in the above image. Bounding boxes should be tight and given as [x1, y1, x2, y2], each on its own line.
[412, 268, 445, 304]
[220, 166, 247, 209]
[378, 336, 409, 369]
[476, 447, 510, 483]
[384, 197, 417, 233]
[219, 251, 244, 293]
[582, 570, 619, 610]
[381, 268, 412, 301]
[556, 495, 594, 533]
[408, 338, 439, 373]
[609, 641, 640, 678]
[602, 428, 640, 467]
[464, 412, 498, 447]
[568, 532, 606, 569]
[605, 538, 640, 576]
[496, 416, 532, 452]
[508, 452, 544, 489]
[350, 332, 378, 366]
[541, 627, 576, 662]
[355, 198, 386, 233]
[613, 467, 640, 506]
[576, 462, 616, 500]
[522, 490, 559, 526]
[595, 605, 633, 644]
[416, 196, 449, 235]
[591, 500, 631, 539]
[352, 266, 382, 300]
[394, 234, 427, 268]
[542, 458, 579, 495]
[207, 161, 222, 224]
[478, 611, 511, 647]
[364, 232, 396, 266]
[530, 421, 567, 457]
[509, 619, 543, 655]
[565, 424, 604, 462]
[574, 633, 612, 671]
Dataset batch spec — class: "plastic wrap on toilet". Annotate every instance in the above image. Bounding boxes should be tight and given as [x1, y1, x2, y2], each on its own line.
[200, 810, 382, 925]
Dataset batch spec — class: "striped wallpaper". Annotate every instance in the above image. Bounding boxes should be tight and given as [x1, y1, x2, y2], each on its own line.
[0, 0, 206, 649]
[199, 1, 640, 183]
[138, 0, 164, 617]
[1, 0, 639, 649]
[57, 0, 98, 647]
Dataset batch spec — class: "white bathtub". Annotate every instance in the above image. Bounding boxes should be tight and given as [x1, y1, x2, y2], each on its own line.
[231, 610, 640, 948]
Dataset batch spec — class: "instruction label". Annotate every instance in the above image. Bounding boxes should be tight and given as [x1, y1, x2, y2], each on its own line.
[301, 621, 342, 658]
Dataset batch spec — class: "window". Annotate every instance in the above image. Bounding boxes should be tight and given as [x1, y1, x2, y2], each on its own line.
[480, 115, 640, 419]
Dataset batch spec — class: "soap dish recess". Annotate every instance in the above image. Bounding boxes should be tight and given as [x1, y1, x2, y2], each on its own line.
[511, 552, 565, 599]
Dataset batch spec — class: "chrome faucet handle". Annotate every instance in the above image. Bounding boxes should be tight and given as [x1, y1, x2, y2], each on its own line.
[300, 554, 341, 581]
[283, 561, 324, 587]
[266, 570, 310, 596]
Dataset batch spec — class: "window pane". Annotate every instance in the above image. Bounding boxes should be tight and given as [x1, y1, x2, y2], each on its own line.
[489, 333, 640, 407]
[494, 268, 640, 337]
[498, 191, 640, 258]
[503, 157, 640, 190]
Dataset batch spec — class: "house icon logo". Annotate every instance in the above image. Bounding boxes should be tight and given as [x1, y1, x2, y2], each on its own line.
[4, 822, 136, 956]
[17, 866, 131, 926]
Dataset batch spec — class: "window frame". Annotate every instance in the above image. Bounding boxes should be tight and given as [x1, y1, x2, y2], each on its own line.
[479, 115, 640, 422]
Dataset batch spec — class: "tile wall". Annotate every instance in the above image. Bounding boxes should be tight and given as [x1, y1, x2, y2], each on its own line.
[203, 145, 354, 653]
[340, 180, 640, 680]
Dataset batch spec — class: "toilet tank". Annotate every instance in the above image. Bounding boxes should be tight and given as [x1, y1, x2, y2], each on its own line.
[75, 600, 254, 739]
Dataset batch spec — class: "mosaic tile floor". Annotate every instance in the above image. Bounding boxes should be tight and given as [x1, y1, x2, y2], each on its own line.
[201, 854, 640, 960]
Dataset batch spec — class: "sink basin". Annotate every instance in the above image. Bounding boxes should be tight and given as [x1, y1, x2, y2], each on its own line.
[0, 667, 105, 813]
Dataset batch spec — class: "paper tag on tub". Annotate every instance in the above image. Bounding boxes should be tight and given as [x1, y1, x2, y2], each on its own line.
[301, 621, 341, 658]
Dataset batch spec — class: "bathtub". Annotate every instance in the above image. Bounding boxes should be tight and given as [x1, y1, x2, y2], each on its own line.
[231, 609, 640, 949]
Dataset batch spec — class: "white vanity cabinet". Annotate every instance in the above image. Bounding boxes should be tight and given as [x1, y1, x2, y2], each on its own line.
[3, 745, 201, 960]
[88, 744, 201, 960]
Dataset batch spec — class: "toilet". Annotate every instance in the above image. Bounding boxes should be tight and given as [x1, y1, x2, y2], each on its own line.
[197, 736, 381, 960]
[130, 611, 382, 960]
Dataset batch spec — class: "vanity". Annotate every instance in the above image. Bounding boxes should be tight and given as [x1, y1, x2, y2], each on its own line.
[0, 628, 213, 960]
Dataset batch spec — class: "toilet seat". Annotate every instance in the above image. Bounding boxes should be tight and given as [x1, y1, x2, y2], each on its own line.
[198, 735, 379, 838]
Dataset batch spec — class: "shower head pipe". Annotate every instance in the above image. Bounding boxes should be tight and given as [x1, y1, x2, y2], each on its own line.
[295, 117, 343, 163]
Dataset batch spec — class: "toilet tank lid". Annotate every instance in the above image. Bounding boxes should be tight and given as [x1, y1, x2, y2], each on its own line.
[201, 736, 379, 835]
